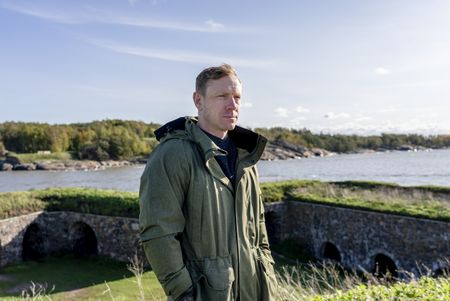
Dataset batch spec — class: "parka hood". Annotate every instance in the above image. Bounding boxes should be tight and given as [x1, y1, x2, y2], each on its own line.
[154, 116, 267, 162]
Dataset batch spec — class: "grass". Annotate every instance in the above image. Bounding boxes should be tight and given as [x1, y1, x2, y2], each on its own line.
[0, 179, 449, 221]
[0, 255, 448, 301]
[0, 188, 138, 220]
[7, 152, 74, 163]
[0, 255, 165, 300]
[262, 180, 450, 222]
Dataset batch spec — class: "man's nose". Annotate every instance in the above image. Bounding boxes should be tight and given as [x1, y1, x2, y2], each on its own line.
[227, 97, 239, 109]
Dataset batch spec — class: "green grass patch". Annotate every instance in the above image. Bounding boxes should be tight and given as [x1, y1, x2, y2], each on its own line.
[0, 180, 449, 222]
[0, 188, 139, 219]
[0, 255, 165, 300]
[10, 152, 74, 163]
[261, 180, 450, 222]
[0, 255, 448, 300]
[307, 276, 450, 301]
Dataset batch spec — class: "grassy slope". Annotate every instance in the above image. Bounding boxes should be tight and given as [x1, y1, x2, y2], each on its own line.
[0, 256, 448, 300]
[1, 180, 450, 222]
[0, 256, 165, 300]
[261, 180, 450, 222]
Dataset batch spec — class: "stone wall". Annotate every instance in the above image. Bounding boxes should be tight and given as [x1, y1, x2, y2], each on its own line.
[1, 203, 449, 276]
[0, 211, 144, 267]
[265, 201, 450, 276]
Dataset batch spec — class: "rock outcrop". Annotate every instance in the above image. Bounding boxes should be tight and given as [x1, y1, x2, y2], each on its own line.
[0, 159, 133, 172]
[261, 142, 334, 161]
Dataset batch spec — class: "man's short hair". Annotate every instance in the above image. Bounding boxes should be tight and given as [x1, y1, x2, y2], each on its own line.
[195, 63, 240, 96]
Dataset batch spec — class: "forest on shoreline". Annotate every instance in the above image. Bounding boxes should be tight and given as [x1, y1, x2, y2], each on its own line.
[1, 120, 450, 161]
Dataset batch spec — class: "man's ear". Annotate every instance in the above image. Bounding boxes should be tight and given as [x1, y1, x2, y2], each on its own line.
[193, 91, 203, 111]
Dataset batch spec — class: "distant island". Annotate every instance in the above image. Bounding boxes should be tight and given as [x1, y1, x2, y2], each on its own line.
[1, 120, 449, 171]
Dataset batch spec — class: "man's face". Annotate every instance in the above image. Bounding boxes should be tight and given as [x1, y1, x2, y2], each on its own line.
[194, 75, 242, 138]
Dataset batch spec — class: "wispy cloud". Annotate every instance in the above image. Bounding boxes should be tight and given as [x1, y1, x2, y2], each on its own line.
[290, 116, 307, 126]
[374, 105, 398, 113]
[128, 0, 138, 7]
[1, 2, 234, 33]
[310, 119, 450, 135]
[0, 2, 85, 24]
[88, 39, 276, 68]
[324, 112, 350, 119]
[375, 67, 391, 75]
[275, 107, 289, 118]
[295, 105, 310, 113]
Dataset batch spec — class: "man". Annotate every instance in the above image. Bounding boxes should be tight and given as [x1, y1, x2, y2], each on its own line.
[139, 64, 277, 301]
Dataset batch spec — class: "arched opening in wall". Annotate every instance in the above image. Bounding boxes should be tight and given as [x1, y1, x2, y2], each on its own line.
[373, 253, 398, 278]
[322, 242, 341, 262]
[264, 212, 277, 245]
[22, 223, 45, 261]
[70, 222, 98, 258]
[432, 267, 450, 278]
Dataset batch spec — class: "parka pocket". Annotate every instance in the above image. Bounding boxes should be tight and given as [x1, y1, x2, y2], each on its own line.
[191, 256, 235, 301]
[257, 250, 277, 301]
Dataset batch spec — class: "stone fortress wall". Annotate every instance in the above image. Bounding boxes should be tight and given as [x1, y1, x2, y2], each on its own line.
[0, 201, 449, 276]
[265, 201, 450, 276]
[0, 211, 143, 267]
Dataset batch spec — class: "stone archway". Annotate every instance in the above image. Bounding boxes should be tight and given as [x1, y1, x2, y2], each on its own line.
[22, 223, 45, 261]
[322, 241, 341, 262]
[70, 222, 98, 258]
[373, 253, 398, 278]
[432, 266, 450, 278]
[264, 212, 278, 244]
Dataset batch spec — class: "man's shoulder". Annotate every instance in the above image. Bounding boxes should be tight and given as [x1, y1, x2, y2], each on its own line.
[151, 138, 197, 160]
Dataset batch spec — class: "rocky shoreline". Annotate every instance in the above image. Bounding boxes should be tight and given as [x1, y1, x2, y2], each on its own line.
[0, 158, 135, 171]
[261, 141, 334, 160]
[0, 143, 433, 171]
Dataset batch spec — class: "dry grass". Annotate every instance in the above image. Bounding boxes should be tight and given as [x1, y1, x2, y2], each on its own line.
[10, 256, 449, 301]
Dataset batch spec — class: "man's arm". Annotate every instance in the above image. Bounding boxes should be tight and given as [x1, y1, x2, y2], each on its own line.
[139, 141, 193, 300]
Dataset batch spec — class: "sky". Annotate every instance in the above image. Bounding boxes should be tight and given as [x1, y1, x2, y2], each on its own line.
[1, 0, 450, 135]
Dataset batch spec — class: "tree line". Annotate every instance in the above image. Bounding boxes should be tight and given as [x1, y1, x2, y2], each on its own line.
[0, 120, 159, 161]
[1, 121, 449, 160]
[254, 127, 450, 153]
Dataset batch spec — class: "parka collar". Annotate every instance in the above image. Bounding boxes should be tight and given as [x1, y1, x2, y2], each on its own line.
[154, 116, 267, 163]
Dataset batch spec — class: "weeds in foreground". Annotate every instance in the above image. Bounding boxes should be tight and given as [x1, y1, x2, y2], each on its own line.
[13, 256, 450, 300]
[19, 281, 54, 301]
[127, 254, 146, 301]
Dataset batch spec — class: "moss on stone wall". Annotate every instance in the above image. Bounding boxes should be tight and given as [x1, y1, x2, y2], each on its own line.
[1, 180, 449, 221]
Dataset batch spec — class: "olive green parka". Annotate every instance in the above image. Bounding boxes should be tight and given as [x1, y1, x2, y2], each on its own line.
[139, 117, 277, 301]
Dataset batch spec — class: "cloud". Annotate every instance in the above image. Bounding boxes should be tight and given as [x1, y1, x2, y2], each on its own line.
[0, 2, 85, 24]
[374, 105, 398, 113]
[310, 119, 450, 135]
[205, 20, 225, 31]
[375, 67, 391, 75]
[1, 2, 235, 33]
[355, 116, 373, 122]
[295, 105, 310, 113]
[275, 107, 289, 118]
[241, 102, 253, 108]
[88, 39, 276, 68]
[324, 112, 350, 119]
[290, 116, 307, 126]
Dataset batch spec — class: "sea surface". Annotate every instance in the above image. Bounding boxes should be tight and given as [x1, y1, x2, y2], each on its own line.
[1, 148, 450, 192]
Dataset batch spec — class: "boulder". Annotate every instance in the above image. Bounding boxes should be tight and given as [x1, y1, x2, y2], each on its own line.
[311, 148, 333, 157]
[36, 162, 66, 171]
[398, 145, 415, 151]
[0, 162, 13, 171]
[13, 163, 36, 171]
